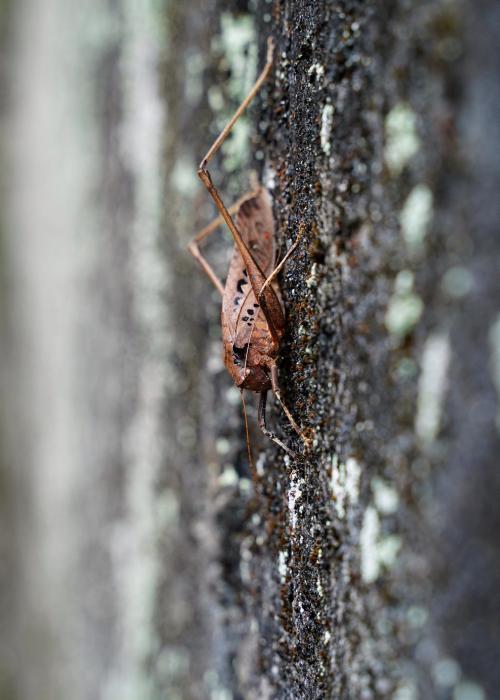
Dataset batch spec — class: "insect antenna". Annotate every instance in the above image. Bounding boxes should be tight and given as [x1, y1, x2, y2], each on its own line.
[259, 224, 305, 299]
[240, 389, 258, 482]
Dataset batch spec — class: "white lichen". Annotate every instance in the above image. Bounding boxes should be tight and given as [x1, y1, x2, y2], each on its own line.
[416, 332, 451, 444]
[207, 85, 224, 112]
[400, 184, 433, 258]
[372, 478, 399, 515]
[385, 103, 420, 175]
[263, 163, 277, 191]
[377, 534, 402, 569]
[395, 269, 414, 294]
[308, 61, 325, 88]
[331, 455, 361, 519]
[288, 471, 304, 530]
[171, 156, 198, 196]
[255, 453, 266, 477]
[306, 262, 319, 289]
[321, 103, 334, 156]
[360, 506, 380, 583]
[218, 466, 239, 487]
[239, 478, 251, 493]
[278, 550, 288, 582]
[345, 457, 361, 505]
[216, 438, 231, 456]
[360, 507, 402, 584]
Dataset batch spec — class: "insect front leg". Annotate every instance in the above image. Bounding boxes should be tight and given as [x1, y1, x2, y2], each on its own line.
[258, 390, 297, 458]
[270, 363, 310, 447]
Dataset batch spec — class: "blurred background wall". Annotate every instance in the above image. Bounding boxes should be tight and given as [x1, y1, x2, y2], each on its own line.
[0, 1, 219, 698]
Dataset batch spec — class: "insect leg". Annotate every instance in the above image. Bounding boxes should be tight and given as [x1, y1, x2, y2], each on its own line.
[198, 165, 285, 343]
[270, 363, 309, 447]
[197, 38, 286, 344]
[258, 390, 296, 458]
[188, 241, 224, 295]
[188, 188, 260, 295]
[200, 37, 274, 169]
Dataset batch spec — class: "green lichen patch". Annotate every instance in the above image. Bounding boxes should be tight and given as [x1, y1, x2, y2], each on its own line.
[441, 266, 474, 299]
[216, 12, 257, 175]
[453, 681, 486, 700]
[415, 332, 451, 445]
[400, 184, 433, 259]
[385, 271, 424, 339]
[432, 657, 462, 689]
[384, 103, 420, 175]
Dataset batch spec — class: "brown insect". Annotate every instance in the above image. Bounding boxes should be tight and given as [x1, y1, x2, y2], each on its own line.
[189, 37, 307, 458]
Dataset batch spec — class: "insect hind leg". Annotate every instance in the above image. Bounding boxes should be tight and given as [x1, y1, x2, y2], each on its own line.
[188, 188, 261, 296]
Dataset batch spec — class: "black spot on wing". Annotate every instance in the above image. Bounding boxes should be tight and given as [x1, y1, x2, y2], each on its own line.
[236, 278, 247, 294]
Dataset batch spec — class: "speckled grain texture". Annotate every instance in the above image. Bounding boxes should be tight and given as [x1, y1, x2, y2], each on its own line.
[196, 0, 500, 698]
[1, 0, 500, 698]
